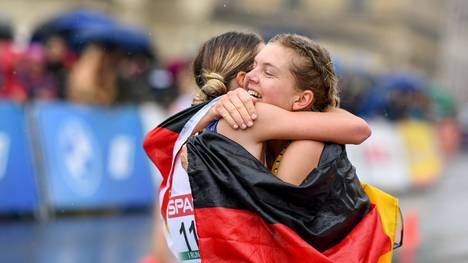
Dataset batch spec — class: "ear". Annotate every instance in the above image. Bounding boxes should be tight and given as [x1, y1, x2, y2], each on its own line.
[292, 90, 314, 111]
[235, 71, 247, 88]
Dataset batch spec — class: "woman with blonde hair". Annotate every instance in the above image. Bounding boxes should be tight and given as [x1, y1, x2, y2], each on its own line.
[190, 31, 370, 144]
[145, 32, 392, 262]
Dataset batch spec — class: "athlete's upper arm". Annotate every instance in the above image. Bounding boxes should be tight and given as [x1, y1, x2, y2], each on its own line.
[276, 140, 324, 185]
[253, 103, 372, 144]
[324, 107, 371, 144]
[218, 102, 373, 144]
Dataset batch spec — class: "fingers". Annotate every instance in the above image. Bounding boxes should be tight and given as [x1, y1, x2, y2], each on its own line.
[225, 97, 246, 128]
[180, 145, 189, 171]
[225, 92, 252, 129]
[214, 88, 259, 129]
[228, 89, 258, 128]
[216, 104, 240, 129]
[236, 89, 258, 121]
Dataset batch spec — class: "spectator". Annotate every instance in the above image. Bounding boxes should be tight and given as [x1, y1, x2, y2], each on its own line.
[44, 35, 76, 100]
[167, 58, 198, 115]
[0, 15, 13, 42]
[0, 43, 27, 103]
[116, 52, 156, 104]
[67, 44, 119, 106]
[16, 44, 58, 100]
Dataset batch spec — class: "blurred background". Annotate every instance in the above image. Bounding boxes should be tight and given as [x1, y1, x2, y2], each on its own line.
[0, 0, 467, 262]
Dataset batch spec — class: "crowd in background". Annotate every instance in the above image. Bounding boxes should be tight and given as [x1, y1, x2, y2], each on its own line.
[0, 10, 186, 110]
[338, 68, 463, 155]
[0, 9, 465, 153]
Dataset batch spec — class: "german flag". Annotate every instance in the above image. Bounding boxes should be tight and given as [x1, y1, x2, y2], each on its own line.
[144, 102, 208, 224]
[144, 101, 399, 263]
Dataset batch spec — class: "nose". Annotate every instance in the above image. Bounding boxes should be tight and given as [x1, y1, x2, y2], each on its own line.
[245, 67, 259, 85]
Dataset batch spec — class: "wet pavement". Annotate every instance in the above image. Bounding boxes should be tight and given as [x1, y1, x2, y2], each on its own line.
[396, 151, 468, 262]
[1, 153, 468, 262]
[0, 212, 153, 263]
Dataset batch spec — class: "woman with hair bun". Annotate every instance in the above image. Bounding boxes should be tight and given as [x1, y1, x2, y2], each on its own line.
[145, 32, 394, 263]
[190, 31, 370, 146]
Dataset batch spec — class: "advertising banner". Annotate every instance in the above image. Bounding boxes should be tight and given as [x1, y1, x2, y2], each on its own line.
[0, 101, 38, 213]
[398, 120, 443, 187]
[347, 119, 411, 193]
[33, 102, 154, 210]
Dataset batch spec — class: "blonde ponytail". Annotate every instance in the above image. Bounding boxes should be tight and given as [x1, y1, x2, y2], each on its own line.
[201, 71, 227, 98]
[270, 34, 339, 112]
[192, 31, 263, 105]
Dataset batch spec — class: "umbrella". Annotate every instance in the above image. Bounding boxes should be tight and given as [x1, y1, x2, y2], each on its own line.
[72, 24, 154, 57]
[427, 84, 457, 118]
[378, 73, 425, 92]
[358, 73, 427, 120]
[0, 15, 13, 40]
[30, 10, 115, 44]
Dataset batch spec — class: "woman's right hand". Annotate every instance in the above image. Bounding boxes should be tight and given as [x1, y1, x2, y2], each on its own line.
[180, 145, 189, 171]
[212, 88, 258, 129]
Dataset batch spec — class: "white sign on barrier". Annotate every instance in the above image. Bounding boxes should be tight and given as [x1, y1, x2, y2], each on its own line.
[58, 119, 103, 197]
[139, 102, 168, 188]
[108, 135, 134, 180]
[347, 119, 411, 193]
[0, 132, 10, 181]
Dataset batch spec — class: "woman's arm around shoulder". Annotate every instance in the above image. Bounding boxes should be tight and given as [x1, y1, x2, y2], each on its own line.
[236, 103, 371, 144]
[275, 140, 324, 186]
[217, 102, 372, 153]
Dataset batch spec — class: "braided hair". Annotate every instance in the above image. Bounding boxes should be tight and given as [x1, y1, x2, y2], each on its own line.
[270, 34, 339, 112]
[192, 31, 263, 105]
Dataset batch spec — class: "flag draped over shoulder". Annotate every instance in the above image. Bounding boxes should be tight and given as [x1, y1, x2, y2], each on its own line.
[144, 102, 399, 263]
[144, 102, 208, 223]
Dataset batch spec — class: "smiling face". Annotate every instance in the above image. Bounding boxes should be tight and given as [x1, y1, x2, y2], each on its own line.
[192, 31, 264, 105]
[244, 42, 304, 111]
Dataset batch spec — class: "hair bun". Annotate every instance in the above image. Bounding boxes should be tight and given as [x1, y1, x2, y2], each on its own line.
[201, 71, 227, 98]
[204, 72, 225, 83]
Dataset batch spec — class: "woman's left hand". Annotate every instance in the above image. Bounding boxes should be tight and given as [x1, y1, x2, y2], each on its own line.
[180, 145, 189, 171]
[212, 88, 258, 129]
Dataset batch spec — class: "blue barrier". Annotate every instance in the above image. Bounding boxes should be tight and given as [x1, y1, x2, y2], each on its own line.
[0, 101, 39, 213]
[32, 102, 154, 211]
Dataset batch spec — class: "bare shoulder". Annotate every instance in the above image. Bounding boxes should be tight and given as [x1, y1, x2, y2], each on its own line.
[218, 102, 286, 142]
[217, 118, 264, 160]
[276, 139, 325, 185]
[254, 102, 287, 117]
[217, 118, 253, 138]
[284, 140, 324, 161]
[288, 140, 324, 149]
